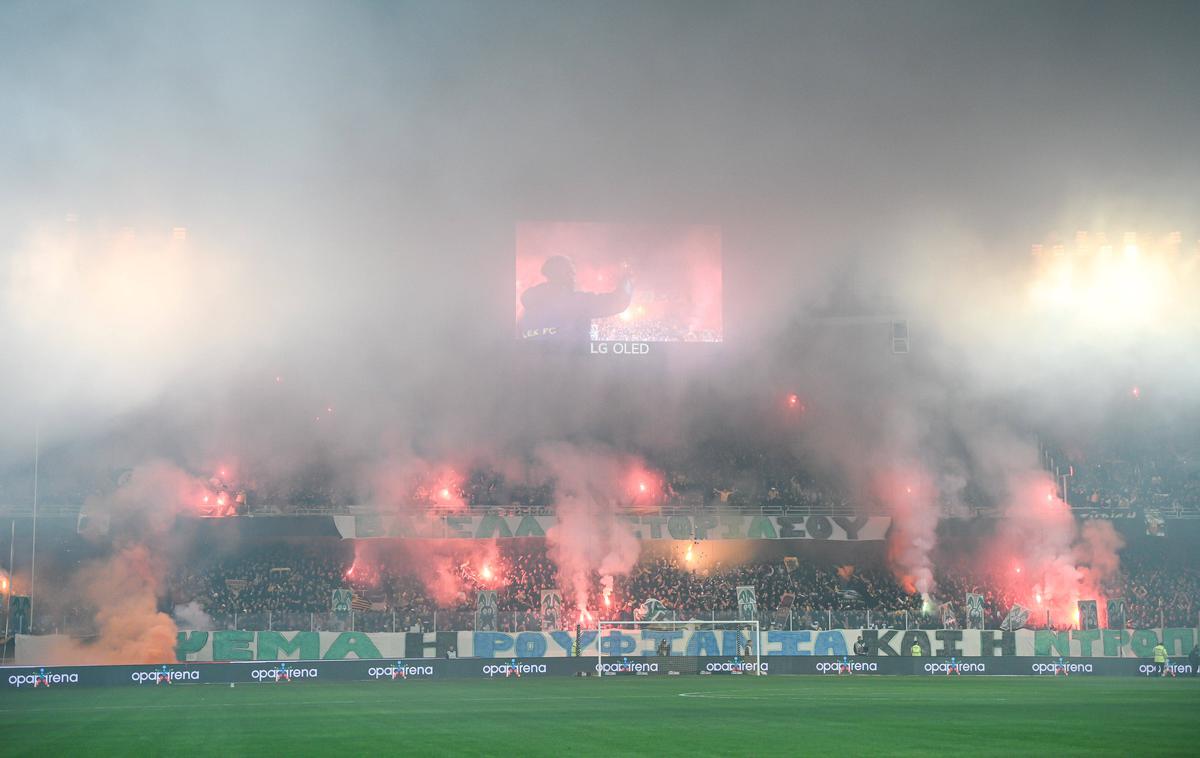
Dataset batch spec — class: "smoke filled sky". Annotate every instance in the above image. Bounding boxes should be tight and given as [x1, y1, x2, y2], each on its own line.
[2, 0, 1198, 483]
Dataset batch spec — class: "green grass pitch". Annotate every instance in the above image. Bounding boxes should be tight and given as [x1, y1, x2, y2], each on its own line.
[2, 675, 1198, 756]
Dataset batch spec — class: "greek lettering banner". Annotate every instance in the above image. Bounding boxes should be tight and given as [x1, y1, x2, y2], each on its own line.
[155, 626, 1200, 662]
[336, 513, 890, 541]
[17, 626, 1197, 665]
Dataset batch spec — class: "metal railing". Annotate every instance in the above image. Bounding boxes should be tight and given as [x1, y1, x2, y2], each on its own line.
[6, 604, 1192, 637]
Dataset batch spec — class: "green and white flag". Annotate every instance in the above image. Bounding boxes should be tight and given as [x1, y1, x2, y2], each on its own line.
[965, 592, 985, 629]
[736, 585, 758, 622]
[476, 590, 498, 631]
[1077, 599, 1099, 630]
[331, 588, 352, 615]
[8, 595, 30, 634]
[634, 598, 675, 622]
[1000, 603, 1030, 631]
[540, 589, 563, 631]
[1105, 598, 1127, 629]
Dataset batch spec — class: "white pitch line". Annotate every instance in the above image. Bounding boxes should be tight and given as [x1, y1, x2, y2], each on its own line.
[0, 692, 682, 715]
[1, 690, 1015, 714]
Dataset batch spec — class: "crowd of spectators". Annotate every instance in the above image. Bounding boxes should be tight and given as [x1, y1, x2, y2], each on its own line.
[1044, 419, 1200, 515]
[1117, 555, 1200, 629]
[1065, 455, 1200, 514]
[157, 542, 1199, 633]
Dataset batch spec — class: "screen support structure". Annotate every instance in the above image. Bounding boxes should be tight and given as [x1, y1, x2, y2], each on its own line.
[596, 620, 761, 676]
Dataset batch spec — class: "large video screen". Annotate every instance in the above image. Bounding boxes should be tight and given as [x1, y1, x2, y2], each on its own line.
[515, 223, 722, 353]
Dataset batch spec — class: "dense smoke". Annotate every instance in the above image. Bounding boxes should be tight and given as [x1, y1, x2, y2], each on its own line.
[32, 462, 220, 664]
[172, 600, 214, 632]
[982, 471, 1125, 623]
[877, 467, 939, 598]
[77, 545, 178, 664]
[2, 2, 1198, 654]
[538, 444, 641, 620]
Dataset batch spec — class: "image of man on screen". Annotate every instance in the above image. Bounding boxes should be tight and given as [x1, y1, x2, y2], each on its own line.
[518, 255, 633, 348]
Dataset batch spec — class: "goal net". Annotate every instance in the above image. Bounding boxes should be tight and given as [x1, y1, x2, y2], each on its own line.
[596, 620, 762, 677]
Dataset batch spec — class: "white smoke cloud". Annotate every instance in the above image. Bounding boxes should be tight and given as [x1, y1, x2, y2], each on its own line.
[0, 1, 1196, 657]
[538, 443, 641, 620]
[33, 462, 221, 664]
[172, 600, 214, 632]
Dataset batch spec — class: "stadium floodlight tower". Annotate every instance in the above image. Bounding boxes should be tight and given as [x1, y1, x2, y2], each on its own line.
[596, 620, 761, 677]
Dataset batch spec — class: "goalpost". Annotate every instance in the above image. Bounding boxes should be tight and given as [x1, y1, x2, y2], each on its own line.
[596, 620, 762, 676]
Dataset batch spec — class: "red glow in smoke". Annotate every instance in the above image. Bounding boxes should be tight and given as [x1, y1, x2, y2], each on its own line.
[514, 223, 723, 336]
[983, 473, 1116, 629]
[431, 469, 464, 507]
[343, 546, 381, 587]
[625, 463, 664, 509]
[872, 467, 938, 596]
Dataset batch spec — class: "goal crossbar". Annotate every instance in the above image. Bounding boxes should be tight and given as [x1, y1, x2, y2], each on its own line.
[596, 620, 761, 676]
